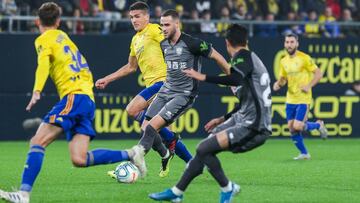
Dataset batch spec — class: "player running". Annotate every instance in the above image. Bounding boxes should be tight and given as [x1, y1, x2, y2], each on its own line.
[0, 3, 141, 203]
[149, 24, 271, 203]
[130, 9, 231, 178]
[95, 1, 192, 177]
[273, 33, 328, 160]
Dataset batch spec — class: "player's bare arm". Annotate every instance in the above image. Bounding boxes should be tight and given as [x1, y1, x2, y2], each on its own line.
[204, 116, 225, 132]
[27, 46, 50, 111]
[26, 91, 41, 112]
[209, 48, 231, 75]
[273, 77, 287, 91]
[95, 56, 138, 89]
[182, 69, 206, 81]
[301, 68, 323, 93]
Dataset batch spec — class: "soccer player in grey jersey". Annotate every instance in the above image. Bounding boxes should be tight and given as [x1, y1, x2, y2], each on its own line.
[149, 24, 272, 203]
[130, 9, 231, 178]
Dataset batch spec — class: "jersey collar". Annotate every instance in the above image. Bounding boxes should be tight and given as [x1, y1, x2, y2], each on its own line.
[137, 23, 151, 35]
[167, 32, 183, 46]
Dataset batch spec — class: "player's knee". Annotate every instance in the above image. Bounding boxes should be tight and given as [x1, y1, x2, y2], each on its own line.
[30, 135, 48, 148]
[195, 141, 207, 157]
[71, 155, 87, 167]
[293, 122, 304, 131]
[126, 106, 139, 118]
[287, 123, 294, 132]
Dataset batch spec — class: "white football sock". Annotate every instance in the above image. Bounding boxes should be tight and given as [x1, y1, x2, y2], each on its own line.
[221, 181, 232, 192]
[171, 186, 184, 196]
[162, 149, 170, 159]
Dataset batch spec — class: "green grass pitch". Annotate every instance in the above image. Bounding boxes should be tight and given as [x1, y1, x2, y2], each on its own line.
[0, 139, 359, 203]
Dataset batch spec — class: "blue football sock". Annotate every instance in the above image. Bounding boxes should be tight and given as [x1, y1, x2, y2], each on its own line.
[159, 128, 193, 163]
[134, 109, 146, 124]
[20, 145, 45, 192]
[175, 140, 193, 163]
[305, 121, 320, 131]
[291, 133, 308, 154]
[86, 149, 129, 166]
[159, 128, 174, 142]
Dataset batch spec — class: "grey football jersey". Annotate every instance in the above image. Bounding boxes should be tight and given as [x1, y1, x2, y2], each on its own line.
[231, 49, 272, 132]
[159, 33, 212, 96]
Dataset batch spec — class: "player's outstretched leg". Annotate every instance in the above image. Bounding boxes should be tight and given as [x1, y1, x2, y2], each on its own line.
[69, 135, 132, 167]
[304, 120, 328, 140]
[137, 123, 172, 178]
[291, 131, 311, 160]
[85, 149, 130, 166]
[106, 149, 135, 179]
[133, 107, 192, 177]
[0, 122, 62, 203]
[106, 146, 149, 179]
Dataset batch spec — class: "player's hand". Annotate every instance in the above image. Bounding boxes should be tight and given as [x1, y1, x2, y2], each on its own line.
[301, 85, 311, 93]
[273, 81, 281, 91]
[182, 69, 206, 81]
[26, 91, 41, 112]
[204, 117, 225, 133]
[95, 78, 110, 89]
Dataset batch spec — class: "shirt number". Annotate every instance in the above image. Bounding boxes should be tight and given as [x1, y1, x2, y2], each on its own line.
[260, 73, 272, 107]
[64, 45, 88, 72]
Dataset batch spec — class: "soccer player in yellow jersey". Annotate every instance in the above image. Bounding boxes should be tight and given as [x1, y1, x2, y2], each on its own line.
[0, 3, 141, 203]
[273, 33, 328, 160]
[95, 2, 194, 177]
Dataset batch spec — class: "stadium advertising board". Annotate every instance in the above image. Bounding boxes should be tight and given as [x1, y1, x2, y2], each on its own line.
[0, 35, 358, 140]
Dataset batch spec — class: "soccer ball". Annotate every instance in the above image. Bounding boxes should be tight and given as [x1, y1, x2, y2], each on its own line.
[114, 161, 140, 183]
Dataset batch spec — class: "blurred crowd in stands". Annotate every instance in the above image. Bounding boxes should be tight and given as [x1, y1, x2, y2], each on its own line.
[1, 0, 359, 37]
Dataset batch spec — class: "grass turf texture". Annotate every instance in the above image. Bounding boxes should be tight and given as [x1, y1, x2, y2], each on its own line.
[0, 139, 359, 203]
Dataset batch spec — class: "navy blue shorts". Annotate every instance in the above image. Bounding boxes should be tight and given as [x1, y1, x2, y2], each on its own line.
[138, 81, 164, 101]
[43, 94, 96, 141]
[285, 103, 308, 122]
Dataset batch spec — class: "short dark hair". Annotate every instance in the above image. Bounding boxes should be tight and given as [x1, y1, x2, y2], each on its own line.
[285, 32, 299, 40]
[161, 9, 179, 19]
[225, 24, 248, 47]
[130, 1, 149, 12]
[38, 2, 61, 27]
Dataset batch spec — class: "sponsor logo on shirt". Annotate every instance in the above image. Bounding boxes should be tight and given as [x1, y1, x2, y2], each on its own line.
[176, 47, 183, 55]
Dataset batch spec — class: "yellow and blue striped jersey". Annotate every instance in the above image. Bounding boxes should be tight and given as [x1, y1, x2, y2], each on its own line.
[130, 23, 167, 87]
[279, 50, 318, 104]
[33, 29, 94, 101]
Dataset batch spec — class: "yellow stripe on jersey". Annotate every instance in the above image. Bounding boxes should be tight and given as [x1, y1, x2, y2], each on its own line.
[34, 29, 94, 101]
[130, 23, 167, 87]
[49, 115, 56, 123]
[279, 51, 318, 104]
[60, 94, 75, 115]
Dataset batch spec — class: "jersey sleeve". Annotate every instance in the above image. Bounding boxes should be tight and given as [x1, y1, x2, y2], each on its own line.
[304, 55, 317, 72]
[33, 39, 51, 92]
[205, 68, 243, 86]
[231, 52, 253, 77]
[188, 37, 213, 57]
[129, 37, 136, 57]
[279, 59, 287, 78]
